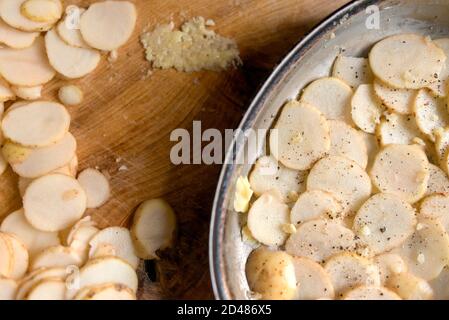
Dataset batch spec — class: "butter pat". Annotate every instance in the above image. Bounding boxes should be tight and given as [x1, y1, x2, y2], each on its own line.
[233, 176, 253, 213]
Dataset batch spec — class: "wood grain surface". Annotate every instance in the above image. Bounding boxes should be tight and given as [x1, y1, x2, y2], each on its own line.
[0, 0, 349, 299]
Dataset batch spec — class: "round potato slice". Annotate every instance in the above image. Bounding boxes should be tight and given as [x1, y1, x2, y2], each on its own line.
[373, 79, 416, 114]
[77, 168, 110, 208]
[374, 253, 407, 284]
[131, 198, 177, 260]
[249, 155, 307, 203]
[0, 36, 55, 86]
[429, 266, 449, 300]
[0, 276, 17, 300]
[65, 256, 138, 300]
[292, 256, 335, 300]
[247, 191, 290, 247]
[426, 164, 449, 196]
[369, 34, 445, 89]
[11, 85, 42, 100]
[245, 247, 296, 300]
[414, 89, 449, 141]
[428, 38, 449, 97]
[0, 233, 13, 278]
[45, 29, 101, 79]
[15, 267, 66, 300]
[376, 112, 424, 146]
[332, 55, 373, 89]
[0, 208, 60, 257]
[285, 219, 357, 263]
[353, 193, 417, 254]
[88, 227, 139, 269]
[359, 131, 379, 170]
[300, 77, 353, 123]
[1, 232, 29, 279]
[420, 194, 449, 233]
[12, 132, 77, 178]
[324, 253, 380, 297]
[0, 18, 38, 49]
[328, 120, 368, 168]
[290, 190, 342, 225]
[0, 0, 54, 31]
[342, 286, 401, 300]
[21, 0, 62, 24]
[351, 84, 383, 133]
[56, 7, 88, 48]
[370, 144, 429, 203]
[307, 155, 371, 215]
[23, 173, 87, 232]
[25, 278, 65, 300]
[30, 245, 82, 270]
[58, 85, 83, 105]
[393, 218, 449, 280]
[80, 0, 137, 51]
[74, 283, 136, 300]
[387, 272, 433, 300]
[2, 101, 70, 147]
[269, 100, 330, 170]
[435, 127, 449, 161]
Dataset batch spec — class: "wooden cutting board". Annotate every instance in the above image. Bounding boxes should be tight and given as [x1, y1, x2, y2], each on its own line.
[0, 0, 349, 299]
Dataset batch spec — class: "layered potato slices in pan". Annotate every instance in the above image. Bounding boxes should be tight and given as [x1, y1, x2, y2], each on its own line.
[239, 33, 449, 300]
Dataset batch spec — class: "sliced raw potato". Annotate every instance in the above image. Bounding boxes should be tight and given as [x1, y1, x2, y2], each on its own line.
[68, 226, 98, 263]
[0, 83, 14, 101]
[65, 256, 138, 300]
[0, 232, 13, 277]
[45, 29, 101, 79]
[414, 89, 449, 141]
[0, 232, 29, 279]
[373, 79, 416, 114]
[15, 267, 66, 300]
[80, 0, 137, 51]
[370, 144, 429, 203]
[323, 253, 380, 297]
[30, 245, 82, 270]
[23, 173, 87, 232]
[426, 164, 449, 196]
[420, 194, 449, 233]
[429, 266, 449, 300]
[376, 112, 424, 146]
[249, 155, 307, 203]
[328, 120, 368, 168]
[269, 100, 330, 170]
[58, 85, 83, 105]
[12, 132, 77, 178]
[0, 276, 17, 300]
[285, 219, 357, 263]
[0, 37, 55, 86]
[299, 77, 353, 123]
[353, 193, 417, 254]
[25, 278, 65, 300]
[292, 256, 335, 300]
[332, 56, 374, 89]
[0, 18, 38, 49]
[77, 168, 110, 208]
[131, 198, 176, 260]
[351, 84, 383, 133]
[428, 38, 449, 97]
[245, 247, 296, 300]
[74, 283, 136, 300]
[21, 0, 62, 24]
[65, 216, 96, 245]
[306, 155, 371, 215]
[12, 85, 42, 100]
[90, 243, 116, 259]
[290, 190, 342, 225]
[88, 227, 139, 269]
[435, 127, 449, 162]
[359, 131, 379, 170]
[0, 0, 54, 31]
[394, 218, 449, 280]
[342, 286, 401, 300]
[2, 101, 70, 147]
[0, 209, 60, 257]
[369, 33, 446, 89]
[247, 191, 290, 246]
[374, 253, 407, 284]
[56, 8, 88, 48]
[387, 272, 433, 300]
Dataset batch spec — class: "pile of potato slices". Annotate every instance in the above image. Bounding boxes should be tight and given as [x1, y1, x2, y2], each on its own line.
[240, 33, 449, 300]
[0, 1, 176, 300]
